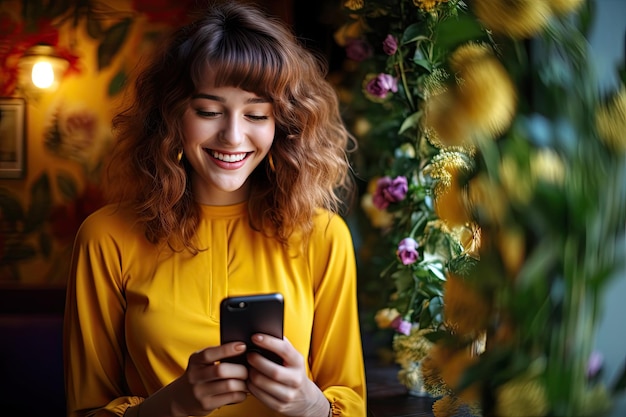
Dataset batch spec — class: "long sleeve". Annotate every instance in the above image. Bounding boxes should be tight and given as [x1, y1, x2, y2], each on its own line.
[308, 214, 367, 415]
[64, 208, 145, 417]
[64, 204, 367, 417]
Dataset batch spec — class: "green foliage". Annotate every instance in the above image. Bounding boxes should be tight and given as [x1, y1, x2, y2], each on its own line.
[339, 0, 626, 415]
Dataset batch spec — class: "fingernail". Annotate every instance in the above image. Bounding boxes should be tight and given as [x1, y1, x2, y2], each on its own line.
[253, 334, 263, 342]
[235, 343, 246, 352]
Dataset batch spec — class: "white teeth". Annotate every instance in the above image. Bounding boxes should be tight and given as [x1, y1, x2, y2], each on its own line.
[211, 151, 247, 162]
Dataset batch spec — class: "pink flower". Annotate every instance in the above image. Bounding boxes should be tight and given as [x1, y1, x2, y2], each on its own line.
[373, 176, 408, 209]
[365, 73, 398, 99]
[382, 34, 398, 55]
[397, 237, 420, 265]
[391, 315, 412, 335]
[345, 38, 373, 61]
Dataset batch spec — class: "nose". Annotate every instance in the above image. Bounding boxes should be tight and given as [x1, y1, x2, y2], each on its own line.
[218, 115, 244, 146]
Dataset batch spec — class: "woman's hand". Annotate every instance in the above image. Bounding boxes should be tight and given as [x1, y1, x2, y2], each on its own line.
[137, 342, 250, 417]
[246, 335, 331, 417]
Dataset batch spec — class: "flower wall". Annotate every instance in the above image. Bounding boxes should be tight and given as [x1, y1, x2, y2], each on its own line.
[336, 0, 626, 416]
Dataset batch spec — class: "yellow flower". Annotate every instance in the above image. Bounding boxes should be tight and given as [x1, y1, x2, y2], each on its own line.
[397, 361, 423, 390]
[344, 0, 364, 11]
[455, 222, 481, 260]
[333, 20, 365, 47]
[375, 307, 401, 329]
[432, 395, 463, 417]
[434, 176, 471, 228]
[423, 68, 449, 100]
[420, 353, 450, 396]
[393, 327, 434, 366]
[423, 92, 474, 148]
[423, 43, 516, 146]
[550, 0, 585, 15]
[427, 151, 473, 197]
[449, 43, 517, 139]
[438, 347, 481, 405]
[469, 173, 508, 226]
[499, 154, 532, 205]
[498, 226, 526, 279]
[413, 0, 448, 12]
[444, 273, 490, 336]
[352, 116, 372, 138]
[530, 148, 565, 185]
[596, 86, 626, 152]
[494, 375, 549, 417]
[471, 0, 553, 39]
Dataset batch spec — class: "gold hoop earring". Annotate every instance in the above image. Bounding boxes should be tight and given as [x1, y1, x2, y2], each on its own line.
[268, 153, 276, 172]
[177, 149, 183, 162]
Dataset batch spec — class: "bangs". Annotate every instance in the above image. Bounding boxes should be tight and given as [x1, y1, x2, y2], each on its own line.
[190, 33, 286, 98]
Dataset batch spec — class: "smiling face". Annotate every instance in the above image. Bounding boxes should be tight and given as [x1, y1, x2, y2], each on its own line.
[182, 81, 276, 205]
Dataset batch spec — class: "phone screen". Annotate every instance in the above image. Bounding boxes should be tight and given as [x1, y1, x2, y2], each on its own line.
[219, 293, 284, 366]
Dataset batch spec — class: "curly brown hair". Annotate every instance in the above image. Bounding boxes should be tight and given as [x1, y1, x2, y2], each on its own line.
[106, 1, 355, 252]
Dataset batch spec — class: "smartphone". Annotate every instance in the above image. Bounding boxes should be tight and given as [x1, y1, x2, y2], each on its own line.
[219, 293, 284, 366]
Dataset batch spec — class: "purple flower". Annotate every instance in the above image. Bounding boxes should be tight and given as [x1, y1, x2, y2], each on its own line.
[382, 34, 398, 55]
[365, 73, 398, 99]
[345, 38, 373, 62]
[397, 237, 420, 265]
[391, 315, 412, 335]
[373, 176, 408, 209]
[587, 351, 604, 379]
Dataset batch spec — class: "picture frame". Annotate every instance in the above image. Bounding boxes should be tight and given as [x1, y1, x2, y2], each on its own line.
[0, 97, 26, 179]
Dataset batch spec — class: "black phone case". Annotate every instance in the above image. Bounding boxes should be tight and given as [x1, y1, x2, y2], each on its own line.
[219, 293, 284, 366]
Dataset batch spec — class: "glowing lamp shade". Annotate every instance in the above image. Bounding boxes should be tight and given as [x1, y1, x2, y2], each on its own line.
[31, 61, 55, 88]
[18, 44, 69, 92]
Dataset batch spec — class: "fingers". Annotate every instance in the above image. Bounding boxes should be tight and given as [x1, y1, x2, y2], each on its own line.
[187, 343, 248, 385]
[190, 342, 247, 366]
[250, 335, 303, 368]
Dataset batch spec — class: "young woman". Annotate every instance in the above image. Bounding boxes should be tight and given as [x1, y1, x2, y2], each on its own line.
[63, 2, 366, 416]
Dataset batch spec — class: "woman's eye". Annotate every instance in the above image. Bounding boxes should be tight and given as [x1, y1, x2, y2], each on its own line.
[247, 115, 269, 121]
[196, 110, 220, 117]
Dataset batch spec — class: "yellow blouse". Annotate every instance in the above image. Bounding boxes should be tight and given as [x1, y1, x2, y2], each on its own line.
[64, 202, 366, 417]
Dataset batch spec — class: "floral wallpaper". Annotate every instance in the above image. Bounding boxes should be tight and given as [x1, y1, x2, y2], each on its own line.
[0, 0, 197, 283]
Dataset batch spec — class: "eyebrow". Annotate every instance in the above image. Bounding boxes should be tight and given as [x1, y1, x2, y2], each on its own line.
[191, 93, 271, 104]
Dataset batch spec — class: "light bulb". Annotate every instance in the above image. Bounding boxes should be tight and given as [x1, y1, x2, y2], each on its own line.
[31, 61, 55, 89]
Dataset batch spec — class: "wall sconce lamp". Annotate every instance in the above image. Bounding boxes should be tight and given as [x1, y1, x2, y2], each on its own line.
[18, 44, 69, 94]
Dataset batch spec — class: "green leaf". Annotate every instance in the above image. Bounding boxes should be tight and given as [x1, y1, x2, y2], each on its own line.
[427, 295, 443, 318]
[108, 69, 127, 96]
[433, 12, 488, 55]
[398, 111, 421, 135]
[401, 23, 429, 45]
[391, 268, 414, 293]
[98, 18, 132, 71]
[426, 262, 446, 281]
[23, 173, 52, 234]
[57, 171, 79, 201]
[0, 189, 25, 223]
[413, 58, 432, 72]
